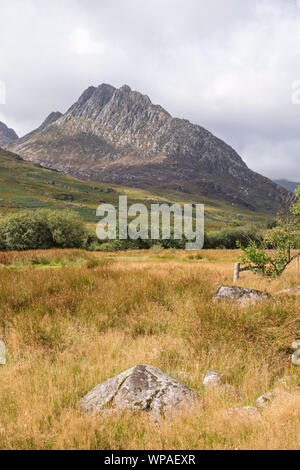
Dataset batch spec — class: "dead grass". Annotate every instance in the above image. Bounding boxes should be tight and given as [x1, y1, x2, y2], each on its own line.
[0, 248, 299, 450]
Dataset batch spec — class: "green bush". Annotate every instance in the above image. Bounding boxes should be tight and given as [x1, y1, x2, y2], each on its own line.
[204, 226, 262, 249]
[46, 210, 88, 248]
[0, 209, 88, 251]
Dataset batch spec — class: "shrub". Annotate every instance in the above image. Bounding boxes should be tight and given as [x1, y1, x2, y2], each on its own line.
[0, 210, 52, 250]
[46, 210, 88, 248]
[205, 226, 262, 249]
[0, 209, 89, 251]
[239, 198, 300, 278]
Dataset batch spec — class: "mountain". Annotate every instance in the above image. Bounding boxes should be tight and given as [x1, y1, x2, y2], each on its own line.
[10, 83, 290, 212]
[0, 121, 18, 147]
[274, 179, 299, 193]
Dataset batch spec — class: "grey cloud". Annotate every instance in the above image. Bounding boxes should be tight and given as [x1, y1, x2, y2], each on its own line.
[0, 0, 299, 180]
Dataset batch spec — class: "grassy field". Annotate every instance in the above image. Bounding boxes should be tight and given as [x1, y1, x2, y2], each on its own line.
[0, 248, 299, 450]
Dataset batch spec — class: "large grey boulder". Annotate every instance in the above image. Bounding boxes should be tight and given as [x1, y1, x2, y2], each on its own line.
[80, 365, 199, 419]
[214, 286, 272, 305]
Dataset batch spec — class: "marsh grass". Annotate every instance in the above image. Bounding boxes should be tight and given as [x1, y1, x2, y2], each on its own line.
[0, 249, 299, 449]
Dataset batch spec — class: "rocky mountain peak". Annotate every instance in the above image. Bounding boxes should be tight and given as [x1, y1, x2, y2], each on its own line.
[67, 83, 116, 120]
[8, 82, 291, 212]
[40, 111, 63, 129]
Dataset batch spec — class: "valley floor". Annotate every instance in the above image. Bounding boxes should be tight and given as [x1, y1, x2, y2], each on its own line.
[0, 249, 299, 450]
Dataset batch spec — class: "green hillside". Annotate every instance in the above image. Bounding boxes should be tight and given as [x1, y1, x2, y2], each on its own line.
[0, 148, 271, 230]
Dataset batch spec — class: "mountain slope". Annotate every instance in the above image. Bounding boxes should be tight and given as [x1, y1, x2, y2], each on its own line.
[0, 147, 272, 229]
[0, 121, 18, 147]
[10, 84, 290, 212]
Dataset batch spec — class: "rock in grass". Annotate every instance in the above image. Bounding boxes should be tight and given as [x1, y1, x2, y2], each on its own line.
[291, 340, 300, 351]
[256, 391, 277, 408]
[0, 341, 5, 365]
[214, 286, 271, 305]
[80, 365, 199, 419]
[203, 370, 221, 388]
[292, 349, 300, 366]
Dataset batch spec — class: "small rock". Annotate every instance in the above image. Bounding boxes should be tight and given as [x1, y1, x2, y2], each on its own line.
[203, 370, 222, 388]
[80, 365, 200, 419]
[292, 349, 300, 366]
[214, 286, 271, 305]
[256, 391, 277, 408]
[0, 341, 5, 365]
[291, 340, 300, 351]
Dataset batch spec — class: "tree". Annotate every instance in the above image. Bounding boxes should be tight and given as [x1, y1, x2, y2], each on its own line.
[0, 209, 89, 251]
[0, 210, 52, 251]
[46, 210, 88, 248]
[238, 193, 300, 278]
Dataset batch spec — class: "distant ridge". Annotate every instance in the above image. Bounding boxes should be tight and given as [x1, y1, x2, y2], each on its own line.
[16, 111, 63, 145]
[9, 83, 291, 212]
[0, 121, 18, 147]
[274, 179, 300, 193]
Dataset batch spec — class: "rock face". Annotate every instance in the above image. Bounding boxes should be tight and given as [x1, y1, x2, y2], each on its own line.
[10, 83, 290, 212]
[0, 121, 18, 147]
[80, 365, 199, 419]
[214, 286, 272, 305]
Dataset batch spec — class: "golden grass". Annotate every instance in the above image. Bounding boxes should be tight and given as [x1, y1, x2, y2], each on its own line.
[0, 248, 299, 450]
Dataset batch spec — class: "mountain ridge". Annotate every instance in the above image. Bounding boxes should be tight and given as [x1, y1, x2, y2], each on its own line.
[274, 179, 300, 193]
[0, 121, 18, 147]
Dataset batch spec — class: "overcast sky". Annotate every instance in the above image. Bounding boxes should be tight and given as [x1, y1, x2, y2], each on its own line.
[0, 0, 300, 180]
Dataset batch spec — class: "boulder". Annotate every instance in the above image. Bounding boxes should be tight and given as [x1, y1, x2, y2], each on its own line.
[256, 391, 277, 408]
[80, 365, 199, 419]
[291, 340, 300, 351]
[214, 286, 272, 305]
[203, 370, 221, 388]
[292, 349, 300, 366]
